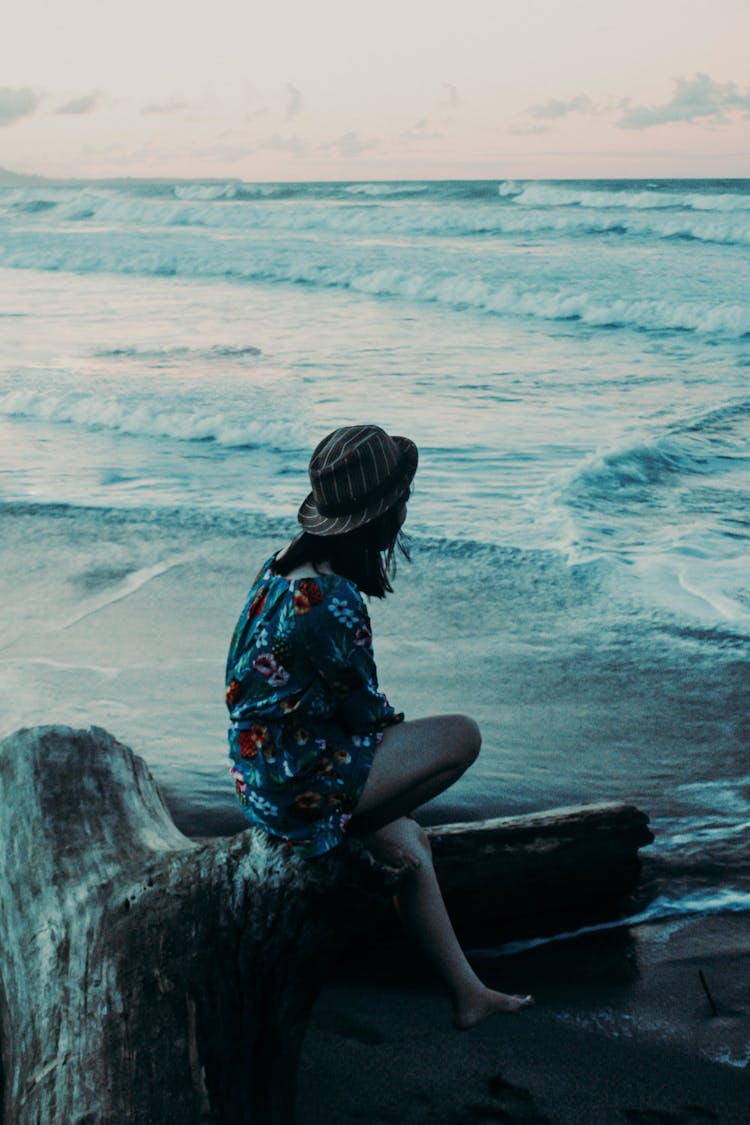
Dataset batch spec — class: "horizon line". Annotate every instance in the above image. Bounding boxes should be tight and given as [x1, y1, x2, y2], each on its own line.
[2, 168, 750, 187]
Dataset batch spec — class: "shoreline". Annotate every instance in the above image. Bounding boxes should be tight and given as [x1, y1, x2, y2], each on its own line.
[298, 912, 750, 1123]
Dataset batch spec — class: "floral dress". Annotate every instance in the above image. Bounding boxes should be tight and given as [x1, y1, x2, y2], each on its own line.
[225, 554, 403, 857]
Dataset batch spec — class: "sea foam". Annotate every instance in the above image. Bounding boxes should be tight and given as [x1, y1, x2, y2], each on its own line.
[502, 180, 750, 213]
[0, 388, 306, 450]
[5, 183, 750, 246]
[475, 886, 750, 959]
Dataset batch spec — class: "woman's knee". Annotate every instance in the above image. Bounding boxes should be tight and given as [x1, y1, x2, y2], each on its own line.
[447, 713, 481, 769]
[397, 815, 432, 862]
[391, 812, 425, 840]
[365, 815, 432, 867]
[410, 825, 433, 874]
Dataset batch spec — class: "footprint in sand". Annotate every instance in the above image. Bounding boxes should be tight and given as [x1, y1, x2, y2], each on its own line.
[450, 1073, 550, 1123]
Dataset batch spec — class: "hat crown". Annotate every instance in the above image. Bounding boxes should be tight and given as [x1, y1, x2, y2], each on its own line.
[309, 425, 403, 516]
[297, 424, 417, 535]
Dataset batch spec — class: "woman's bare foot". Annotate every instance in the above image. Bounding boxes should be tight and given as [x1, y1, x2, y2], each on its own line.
[452, 986, 534, 1029]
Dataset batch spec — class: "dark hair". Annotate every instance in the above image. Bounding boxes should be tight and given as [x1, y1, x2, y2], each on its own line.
[273, 501, 411, 598]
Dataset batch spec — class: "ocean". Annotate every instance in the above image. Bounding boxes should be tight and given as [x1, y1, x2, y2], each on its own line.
[1, 177, 749, 958]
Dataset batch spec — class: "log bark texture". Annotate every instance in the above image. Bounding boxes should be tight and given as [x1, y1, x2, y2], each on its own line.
[429, 801, 653, 926]
[0, 725, 653, 1124]
[0, 725, 391, 1125]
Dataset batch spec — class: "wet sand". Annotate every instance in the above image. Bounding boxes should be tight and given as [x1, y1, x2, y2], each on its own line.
[298, 913, 750, 1123]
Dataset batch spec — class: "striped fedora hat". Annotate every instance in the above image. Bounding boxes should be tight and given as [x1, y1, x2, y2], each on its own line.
[298, 424, 418, 536]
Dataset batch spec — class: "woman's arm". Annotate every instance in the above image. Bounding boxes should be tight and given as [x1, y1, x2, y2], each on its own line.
[298, 577, 401, 734]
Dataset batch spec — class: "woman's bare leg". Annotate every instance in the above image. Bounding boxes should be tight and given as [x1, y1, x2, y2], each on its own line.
[365, 817, 533, 1028]
[351, 716, 533, 1026]
[350, 714, 481, 835]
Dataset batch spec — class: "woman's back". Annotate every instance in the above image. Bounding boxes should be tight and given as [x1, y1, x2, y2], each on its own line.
[225, 553, 400, 856]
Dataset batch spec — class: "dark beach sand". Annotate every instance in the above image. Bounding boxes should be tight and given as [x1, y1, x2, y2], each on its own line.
[297, 913, 750, 1124]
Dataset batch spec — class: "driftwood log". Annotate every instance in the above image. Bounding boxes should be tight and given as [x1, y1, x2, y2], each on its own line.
[430, 800, 653, 927]
[0, 725, 652, 1124]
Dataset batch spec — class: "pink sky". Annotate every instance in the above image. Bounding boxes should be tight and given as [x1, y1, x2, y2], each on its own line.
[2, 0, 749, 180]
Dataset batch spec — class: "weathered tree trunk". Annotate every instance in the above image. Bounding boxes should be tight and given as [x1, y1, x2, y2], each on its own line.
[0, 726, 391, 1124]
[0, 725, 652, 1124]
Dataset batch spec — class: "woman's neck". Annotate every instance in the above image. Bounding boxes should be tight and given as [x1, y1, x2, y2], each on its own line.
[274, 545, 333, 581]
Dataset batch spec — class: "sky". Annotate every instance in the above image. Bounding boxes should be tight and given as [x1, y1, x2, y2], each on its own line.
[2, 0, 749, 181]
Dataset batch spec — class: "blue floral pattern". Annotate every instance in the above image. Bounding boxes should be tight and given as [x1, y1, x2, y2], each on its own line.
[225, 554, 403, 857]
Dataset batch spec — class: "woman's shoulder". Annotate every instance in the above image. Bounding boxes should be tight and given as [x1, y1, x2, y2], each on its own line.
[268, 552, 357, 592]
[250, 553, 332, 587]
[250, 553, 361, 610]
[289, 572, 367, 630]
[296, 570, 362, 605]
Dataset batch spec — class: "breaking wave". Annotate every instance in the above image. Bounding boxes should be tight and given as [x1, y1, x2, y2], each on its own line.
[91, 343, 262, 361]
[0, 387, 306, 450]
[3, 182, 750, 246]
[501, 180, 750, 213]
[565, 398, 750, 500]
[1, 231, 748, 338]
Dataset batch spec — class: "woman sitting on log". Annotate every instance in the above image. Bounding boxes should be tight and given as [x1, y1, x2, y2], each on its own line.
[225, 424, 533, 1027]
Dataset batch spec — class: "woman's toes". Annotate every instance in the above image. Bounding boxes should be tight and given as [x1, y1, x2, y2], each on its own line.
[453, 988, 534, 1029]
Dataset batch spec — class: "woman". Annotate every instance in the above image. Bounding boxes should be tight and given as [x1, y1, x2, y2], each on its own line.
[225, 424, 533, 1027]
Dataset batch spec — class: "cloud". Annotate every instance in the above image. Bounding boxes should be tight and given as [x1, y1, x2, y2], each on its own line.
[56, 92, 100, 115]
[529, 95, 595, 121]
[618, 73, 750, 129]
[513, 73, 750, 136]
[325, 131, 378, 158]
[511, 92, 602, 132]
[400, 118, 442, 144]
[0, 87, 39, 126]
[284, 83, 302, 122]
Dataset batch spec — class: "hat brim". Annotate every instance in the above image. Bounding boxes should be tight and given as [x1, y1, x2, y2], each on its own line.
[297, 435, 418, 537]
